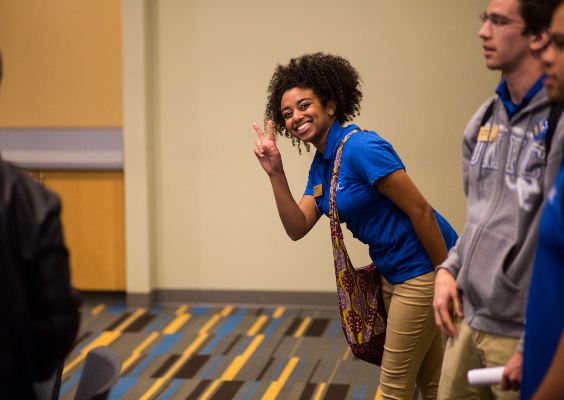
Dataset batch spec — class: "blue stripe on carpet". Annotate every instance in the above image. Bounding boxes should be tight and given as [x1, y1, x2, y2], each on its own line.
[108, 305, 127, 314]
[191, 306, 211, 315]
[108, 377, 139, 399]
[151, 333, 182, 354]
[157, 378, 183, 400]
[59, 371, 82, 396]
[144, 314, 174, 333]
[74, 332, 102, 353]
[129, 354, 157, 377]
[263, 317, 282, 336]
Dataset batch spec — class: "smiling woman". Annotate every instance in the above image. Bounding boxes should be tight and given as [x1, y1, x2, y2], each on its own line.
[251, 52, 458, 400]
[279, 87, 336, 152]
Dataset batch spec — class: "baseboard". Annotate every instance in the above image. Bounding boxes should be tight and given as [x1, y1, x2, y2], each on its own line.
[78, 290, 126, 305]
[126, 291, 157, 308]
[123, 289, 337, 309]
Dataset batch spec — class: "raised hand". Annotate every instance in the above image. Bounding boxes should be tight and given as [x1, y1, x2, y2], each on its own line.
[253, 121, 283, 176]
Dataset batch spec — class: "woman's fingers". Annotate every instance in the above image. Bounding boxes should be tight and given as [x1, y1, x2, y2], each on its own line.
[253, 121, 280, 165]
[253, 121, 276, 144]
[252, 123, 267, 142]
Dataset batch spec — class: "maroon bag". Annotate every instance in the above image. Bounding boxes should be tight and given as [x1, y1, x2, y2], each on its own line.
[329, 129, 387, 365]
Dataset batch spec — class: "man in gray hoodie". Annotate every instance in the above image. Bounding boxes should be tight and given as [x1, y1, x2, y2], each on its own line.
[433, 0, 564, 398]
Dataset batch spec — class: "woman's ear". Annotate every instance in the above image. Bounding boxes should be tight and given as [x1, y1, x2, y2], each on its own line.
[327, 100, 336, 116]
[531, 28, 551, 53]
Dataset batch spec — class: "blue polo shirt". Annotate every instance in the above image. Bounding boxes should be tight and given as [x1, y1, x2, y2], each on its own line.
[521, 163, 564, 400]
[304, 121, 458, 284]
[496, 75, 545, 119]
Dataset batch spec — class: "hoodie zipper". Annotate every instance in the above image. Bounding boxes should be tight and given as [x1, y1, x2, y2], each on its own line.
[462, 100, 538, 320]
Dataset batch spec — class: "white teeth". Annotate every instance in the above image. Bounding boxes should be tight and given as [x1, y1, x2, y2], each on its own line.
[297, 122, 311, 132]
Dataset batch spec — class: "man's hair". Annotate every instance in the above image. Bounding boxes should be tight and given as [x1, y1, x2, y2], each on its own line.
[519, 0, 564, 35]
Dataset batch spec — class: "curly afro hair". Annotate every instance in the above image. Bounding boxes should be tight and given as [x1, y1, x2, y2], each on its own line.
[264, 52, 363, 153]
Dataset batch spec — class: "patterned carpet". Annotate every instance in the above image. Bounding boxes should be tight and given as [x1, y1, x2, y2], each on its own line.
[58, 302, 391, 400]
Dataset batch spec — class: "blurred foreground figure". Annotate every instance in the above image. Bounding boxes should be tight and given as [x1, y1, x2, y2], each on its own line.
[0, 52, 80, 399]
[520, 3, 564, 399]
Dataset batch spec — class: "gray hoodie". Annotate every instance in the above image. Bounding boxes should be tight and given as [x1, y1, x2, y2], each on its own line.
[439, 87, 564, 340]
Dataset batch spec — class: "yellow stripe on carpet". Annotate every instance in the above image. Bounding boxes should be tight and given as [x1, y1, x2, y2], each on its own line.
[113, 308, 146, 332]
[261, 357, 300, 400]
[313, 383, 326, 400]
[375, 385, 381, 400]
[220, 334, 265, 381]
[63, 330, 121, 374]
[294, 317, 311, 337]
[163, 313, 191, 334]
[120, 332, 160, 372]
[139, 305, 230, 400]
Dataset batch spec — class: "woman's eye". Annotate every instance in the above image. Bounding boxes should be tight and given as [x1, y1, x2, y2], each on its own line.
[283, 112, 292, 119]
[300, 103, 310, 110]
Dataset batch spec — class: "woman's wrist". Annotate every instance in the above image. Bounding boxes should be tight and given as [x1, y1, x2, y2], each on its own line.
[268, 169, 287, 181]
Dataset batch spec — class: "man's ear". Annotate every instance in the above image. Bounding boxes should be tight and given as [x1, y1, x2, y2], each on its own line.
[531, 28, 551, 52]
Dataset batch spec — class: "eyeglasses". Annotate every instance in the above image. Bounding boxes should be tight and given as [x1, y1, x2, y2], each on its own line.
[480, 12, 525, 28]
[548, 33, 564, 53]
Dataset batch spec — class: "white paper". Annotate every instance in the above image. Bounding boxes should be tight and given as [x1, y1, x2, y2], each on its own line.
[467, 366, 505, 386]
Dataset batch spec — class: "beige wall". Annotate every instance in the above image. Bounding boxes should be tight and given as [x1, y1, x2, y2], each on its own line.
[0, 0, 122, 127]
[123, 0, 499, 295]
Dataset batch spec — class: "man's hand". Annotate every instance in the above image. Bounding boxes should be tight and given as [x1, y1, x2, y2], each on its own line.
[500, 350, 522, 391]
[433, 268, 463, 337]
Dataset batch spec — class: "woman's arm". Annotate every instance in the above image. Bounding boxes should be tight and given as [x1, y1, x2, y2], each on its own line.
[269, 173, 321, 240]
[530, 329, 564, 399]
[373, 169, 448, 267]
[253, 121, 321, 240]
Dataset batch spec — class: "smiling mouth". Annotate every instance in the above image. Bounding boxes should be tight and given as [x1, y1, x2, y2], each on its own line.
[297, 122, 311, 132]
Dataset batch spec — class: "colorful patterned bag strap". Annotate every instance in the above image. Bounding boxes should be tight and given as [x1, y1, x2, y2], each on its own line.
[329, 129, 360, 240]
[329, 128, 387, 355]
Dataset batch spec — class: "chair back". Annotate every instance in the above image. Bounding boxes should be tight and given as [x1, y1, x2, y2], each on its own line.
[32, 361, 64, 400]
[73, 346, 122, 400]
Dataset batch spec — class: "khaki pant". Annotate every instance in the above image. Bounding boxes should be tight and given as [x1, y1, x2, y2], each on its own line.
[380, 272, 443, 400]
[437, 317, 519, 400]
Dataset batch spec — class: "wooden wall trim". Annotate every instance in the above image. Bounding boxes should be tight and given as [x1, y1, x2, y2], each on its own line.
[0, 128, 123, 170]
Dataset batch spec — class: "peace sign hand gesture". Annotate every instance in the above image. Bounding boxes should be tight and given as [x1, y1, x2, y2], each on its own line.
[253, 121, 284, 176]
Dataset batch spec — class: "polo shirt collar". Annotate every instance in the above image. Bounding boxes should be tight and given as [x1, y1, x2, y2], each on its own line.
[322, 120, 345, 160]
[496, 75, 545, 118]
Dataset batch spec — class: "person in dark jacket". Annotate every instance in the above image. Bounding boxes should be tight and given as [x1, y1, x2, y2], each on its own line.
[0, 51, 81, 399]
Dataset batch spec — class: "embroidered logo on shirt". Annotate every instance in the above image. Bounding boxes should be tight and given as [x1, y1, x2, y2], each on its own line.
[533, 119, 548, 140]
[336, 182, 345, 191]
[472, 123, 545, 212]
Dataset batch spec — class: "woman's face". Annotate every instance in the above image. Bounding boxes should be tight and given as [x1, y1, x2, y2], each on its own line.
[280, 87, 336, 152]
